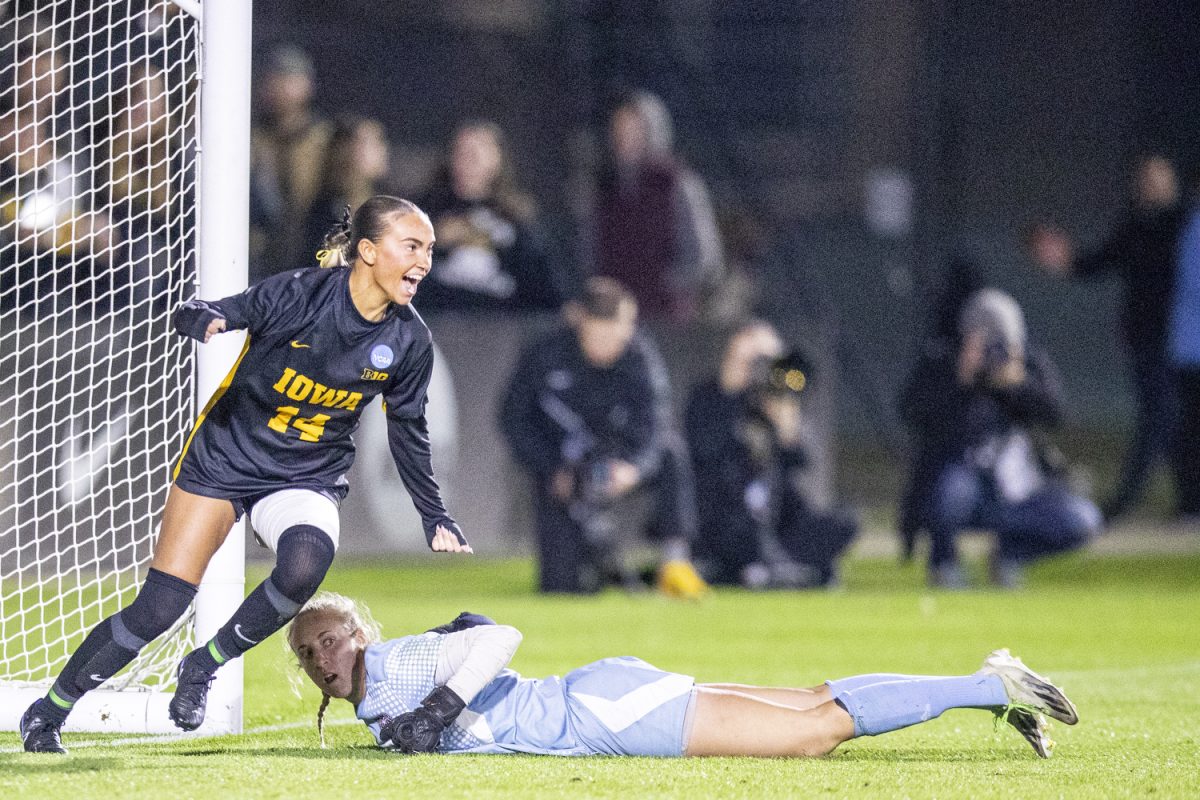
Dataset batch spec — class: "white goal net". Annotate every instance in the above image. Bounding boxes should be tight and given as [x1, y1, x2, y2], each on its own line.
[0, 1, 202, 711]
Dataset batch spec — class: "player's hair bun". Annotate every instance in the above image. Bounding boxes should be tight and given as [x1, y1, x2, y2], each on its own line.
[315, 205, 353, 267]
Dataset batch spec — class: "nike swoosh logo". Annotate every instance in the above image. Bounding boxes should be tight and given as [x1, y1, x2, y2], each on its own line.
[290, 340, 311, 349]
[90, 674, 104, 683]
[234, 624, 258, 645]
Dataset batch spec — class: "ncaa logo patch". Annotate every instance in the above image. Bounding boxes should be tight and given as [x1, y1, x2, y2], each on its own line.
[370, 344, 395, 369]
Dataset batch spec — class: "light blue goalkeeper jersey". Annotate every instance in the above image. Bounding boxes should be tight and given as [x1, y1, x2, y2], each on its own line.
[355, 634, 695, 757]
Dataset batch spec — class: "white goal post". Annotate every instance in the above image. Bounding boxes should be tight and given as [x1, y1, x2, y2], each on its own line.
[0, 0, 250, 735]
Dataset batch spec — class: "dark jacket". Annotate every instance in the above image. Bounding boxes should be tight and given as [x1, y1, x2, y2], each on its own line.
[415, 186, 567, 313]
[682, 379, 857, 583]
[1074, 205, 1187, 353]
[498, 326, 673, 480]
[898, 338, 1067, 538]
[900, 340, 1065, 464]
[684, 379, 809, 539]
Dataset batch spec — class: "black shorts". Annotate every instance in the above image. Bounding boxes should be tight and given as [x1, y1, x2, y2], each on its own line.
[174, 478, 345, 522]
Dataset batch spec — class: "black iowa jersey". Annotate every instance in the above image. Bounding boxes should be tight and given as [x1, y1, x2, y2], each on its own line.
[173, 266, 458, 544]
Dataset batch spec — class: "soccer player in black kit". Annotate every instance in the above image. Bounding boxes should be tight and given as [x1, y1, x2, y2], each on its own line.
[20, 196, 471, 753]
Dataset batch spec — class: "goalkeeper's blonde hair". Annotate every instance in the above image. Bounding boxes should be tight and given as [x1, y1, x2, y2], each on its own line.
[285, 591, 382, 747]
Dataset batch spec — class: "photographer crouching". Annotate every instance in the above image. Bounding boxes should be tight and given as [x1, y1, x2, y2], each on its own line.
[684, 321, 857, 589]
[900, 288, 1102, 589]
[499, 277, 708, 596]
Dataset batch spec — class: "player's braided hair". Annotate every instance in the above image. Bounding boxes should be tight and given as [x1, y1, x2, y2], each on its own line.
[315, 195, 425, 267]
[316, 691, 331, 748]
[285, 592, 383, 746]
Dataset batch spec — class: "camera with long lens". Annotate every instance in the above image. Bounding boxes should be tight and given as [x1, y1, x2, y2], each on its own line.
[567, 456, 617, 545]
[747, 349, 812, 398]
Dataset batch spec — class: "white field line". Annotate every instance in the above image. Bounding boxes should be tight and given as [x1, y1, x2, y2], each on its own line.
[1049, 660, 1200, 680]
[6, 660, 1199, 754]
[0, 717, 359, 754]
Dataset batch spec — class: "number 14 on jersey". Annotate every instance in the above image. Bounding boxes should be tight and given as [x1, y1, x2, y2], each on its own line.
[268, 406, 330, 442]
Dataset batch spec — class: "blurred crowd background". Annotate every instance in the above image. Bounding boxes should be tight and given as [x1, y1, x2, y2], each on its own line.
[248, 0, 1200, 492]
[4, 1, 1199, 592]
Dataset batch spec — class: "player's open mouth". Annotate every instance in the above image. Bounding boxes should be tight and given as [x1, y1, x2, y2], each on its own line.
[400, 272, 424, 296]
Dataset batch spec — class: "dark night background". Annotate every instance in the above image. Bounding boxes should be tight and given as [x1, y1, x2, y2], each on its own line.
[252, 1, 1199, 438]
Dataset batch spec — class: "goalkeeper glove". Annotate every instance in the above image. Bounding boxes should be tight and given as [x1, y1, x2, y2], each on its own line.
[426, 611, 496, 635]
[173, 299, 225, 343]
[381, 685, 466, 753]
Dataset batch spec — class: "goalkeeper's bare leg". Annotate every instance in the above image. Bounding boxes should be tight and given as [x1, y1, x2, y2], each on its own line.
[684, 687, 854, 757]
[699, 684, 832, 710]
[685, 658, 1076, 758]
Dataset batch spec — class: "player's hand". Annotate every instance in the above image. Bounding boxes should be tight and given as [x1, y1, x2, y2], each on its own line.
[988, 354, 1027, 388]
[431, 524, 473, 554]
[381, 708, 444, 753]
[605, 460, 640, 498]
[549, 468, 574, 503]
[760, 394, 803, 446]
[1028, 225, 1073, 274]
[173, 299, 227, 343]
[204, 317, 226, 343]
[426, 611, 496, 635]
[381, 685, 466, 753]
[957, 329, 986, 386]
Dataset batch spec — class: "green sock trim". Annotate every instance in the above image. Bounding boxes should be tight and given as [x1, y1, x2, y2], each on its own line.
[47, 688, 75, 710]
[992, 701, 1042, 731]
[207, 640, 228, 665]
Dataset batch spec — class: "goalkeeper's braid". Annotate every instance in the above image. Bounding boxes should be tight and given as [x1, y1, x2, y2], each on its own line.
[317, 692, 331, 748]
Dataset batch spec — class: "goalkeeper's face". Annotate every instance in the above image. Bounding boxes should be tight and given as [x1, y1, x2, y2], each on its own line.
[290, 610, 369, 700]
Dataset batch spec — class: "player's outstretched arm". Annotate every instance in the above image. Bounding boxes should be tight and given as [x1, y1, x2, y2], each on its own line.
[381, 624, 521, 753]
[385, 413, 472, 554]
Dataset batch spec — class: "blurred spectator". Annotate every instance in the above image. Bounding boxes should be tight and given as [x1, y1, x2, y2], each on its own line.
[498, 277, 706, 596]
[415, 120, 567, 312]
[1028, 154, 1186, 520]
[900, 289, 1101, 589]
[1169, 188, 1200, 517]
[249, 43, 331, 282]
[302, 115, 392, 257]
[684, 320, 856, 589]
[578, 90, 724, 322]
[101, 60, 191, 312]
[897, 257, 984, 560]
[0, 38, 113, 314]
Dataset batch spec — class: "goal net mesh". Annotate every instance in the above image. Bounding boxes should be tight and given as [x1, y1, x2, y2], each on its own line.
[0, 1, 200, 691]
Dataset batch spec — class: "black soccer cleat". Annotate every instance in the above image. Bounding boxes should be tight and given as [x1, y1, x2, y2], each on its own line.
[980, 648, 1079, 725]
[20, 700, 67, 754]
[998, 706, 1054, 758]
[168, 649, 216, 731]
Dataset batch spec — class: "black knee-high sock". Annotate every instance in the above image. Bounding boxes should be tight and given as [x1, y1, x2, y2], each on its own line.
[38, 569, 196, 723]
[193, 525, 334, 673]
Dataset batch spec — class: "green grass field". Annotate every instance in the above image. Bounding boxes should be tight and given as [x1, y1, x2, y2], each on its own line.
[3, 551, 1198, 799]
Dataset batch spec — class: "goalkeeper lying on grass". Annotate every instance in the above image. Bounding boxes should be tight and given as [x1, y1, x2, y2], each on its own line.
[288, 592, 1078, 759]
